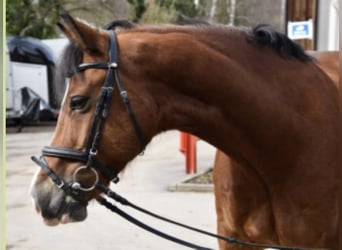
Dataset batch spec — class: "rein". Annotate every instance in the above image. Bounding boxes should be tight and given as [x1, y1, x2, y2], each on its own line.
[31, 30, 330, 250]
[95, 184, 329, 250]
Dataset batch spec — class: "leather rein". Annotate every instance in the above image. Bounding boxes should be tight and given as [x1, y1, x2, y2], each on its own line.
[31, 30, 329, 250]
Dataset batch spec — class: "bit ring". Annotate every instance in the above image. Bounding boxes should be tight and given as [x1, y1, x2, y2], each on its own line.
[72, 166, 99, 192]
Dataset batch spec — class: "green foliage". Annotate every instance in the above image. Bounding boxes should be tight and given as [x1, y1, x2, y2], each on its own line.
[173, 0, 197, 18]
[156, 0, 197, 19]
[6, 0, 63, 38]
[6, 0, 284, 39]
[142, 0, 198, 23]
[6, 0, 131, 38]
[127, 0, 147, 22]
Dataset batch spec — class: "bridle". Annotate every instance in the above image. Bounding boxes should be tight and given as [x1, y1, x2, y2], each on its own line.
[31, 30, 329, 250]
[31, 30, 146, 196]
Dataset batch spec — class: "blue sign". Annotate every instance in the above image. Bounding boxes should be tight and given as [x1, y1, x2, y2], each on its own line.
[287, 20, 313, 40]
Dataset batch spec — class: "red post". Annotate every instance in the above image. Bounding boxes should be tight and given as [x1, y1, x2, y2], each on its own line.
[179, 132, 197, 174]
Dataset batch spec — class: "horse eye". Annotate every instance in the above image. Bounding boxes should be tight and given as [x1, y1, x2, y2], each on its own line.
[70, 95, 90, 111]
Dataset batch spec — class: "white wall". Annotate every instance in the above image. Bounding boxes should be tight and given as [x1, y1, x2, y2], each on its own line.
[316, 0, 339, 51]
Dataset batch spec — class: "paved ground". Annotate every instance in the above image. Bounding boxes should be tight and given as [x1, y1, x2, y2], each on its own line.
[6, 125, 218, 250]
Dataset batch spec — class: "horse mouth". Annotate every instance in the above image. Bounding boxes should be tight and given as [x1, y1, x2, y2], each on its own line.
[33, 194, 88, 226]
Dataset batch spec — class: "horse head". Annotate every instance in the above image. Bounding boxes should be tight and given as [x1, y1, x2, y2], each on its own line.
[30, 14, 158, 225]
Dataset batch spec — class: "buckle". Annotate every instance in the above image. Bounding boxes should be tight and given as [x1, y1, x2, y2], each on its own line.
[109, 62, 118, 68]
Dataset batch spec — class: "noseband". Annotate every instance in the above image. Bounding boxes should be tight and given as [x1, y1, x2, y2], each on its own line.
[31, 30, 145, 197]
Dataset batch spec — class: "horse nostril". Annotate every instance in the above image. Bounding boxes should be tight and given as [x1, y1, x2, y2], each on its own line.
[41, 207, 59, 220]
[40, 203, 64, 220]
[36, 192, 67, 220]
[68, 201, 88, 221]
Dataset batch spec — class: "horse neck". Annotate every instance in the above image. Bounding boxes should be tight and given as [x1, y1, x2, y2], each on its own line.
[118, 29, 338, 166]
[119, 30, 244, 151]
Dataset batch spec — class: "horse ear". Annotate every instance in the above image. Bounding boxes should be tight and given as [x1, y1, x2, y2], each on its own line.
[57, 14, 107, 54]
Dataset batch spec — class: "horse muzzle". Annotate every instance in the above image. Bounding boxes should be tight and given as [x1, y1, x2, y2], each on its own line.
[30, 175, 88, 225]
[30, 158, 90, 226]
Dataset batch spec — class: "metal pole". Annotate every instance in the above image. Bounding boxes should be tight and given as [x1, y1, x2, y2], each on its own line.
[180, 132, 197, 174]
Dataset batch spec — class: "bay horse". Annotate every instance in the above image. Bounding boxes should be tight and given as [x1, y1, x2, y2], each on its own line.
[30, 14, 339, 249]
[213, 50, 339, 250]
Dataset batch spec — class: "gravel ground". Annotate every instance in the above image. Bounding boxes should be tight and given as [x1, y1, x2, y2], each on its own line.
[185, 169, 213, 184]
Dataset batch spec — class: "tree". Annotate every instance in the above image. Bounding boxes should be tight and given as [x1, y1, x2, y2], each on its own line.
[127, 0, 147, 22]
[6, 0, 286, 39]
[142, 0, 198, 23]
[6, 0, 130, 39]
[6, 0, 64, 38]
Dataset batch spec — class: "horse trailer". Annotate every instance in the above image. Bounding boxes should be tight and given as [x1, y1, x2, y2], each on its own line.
[6, 36, 63, 125]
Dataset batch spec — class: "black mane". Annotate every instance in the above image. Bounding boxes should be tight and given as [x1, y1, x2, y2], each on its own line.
[58, 20, 134, 76]
[53, 42, 82, 102]
[55, 20, 135, 93]
[248, 24, 313, 62]
[56, 21, 312, 91]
